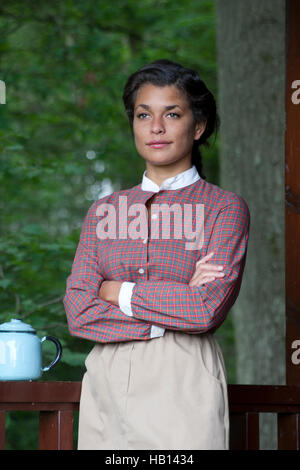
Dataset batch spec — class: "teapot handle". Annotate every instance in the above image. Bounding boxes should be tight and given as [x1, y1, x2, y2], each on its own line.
[41, 336, 62, 372]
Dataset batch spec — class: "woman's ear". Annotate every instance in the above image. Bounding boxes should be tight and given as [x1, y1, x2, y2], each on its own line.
[194, 120, 207, 140]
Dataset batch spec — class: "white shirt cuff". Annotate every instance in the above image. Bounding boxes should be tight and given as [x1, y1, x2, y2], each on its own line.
[118, 281, 136, 316]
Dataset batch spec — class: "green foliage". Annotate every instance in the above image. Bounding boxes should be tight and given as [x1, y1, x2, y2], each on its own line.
[0, 0, 234, 449]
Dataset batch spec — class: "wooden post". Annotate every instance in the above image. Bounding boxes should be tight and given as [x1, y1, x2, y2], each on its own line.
[230, 412, 260, 450]
[285, 0, 300, 385]
[278, 413, 300, 450]
[39, 410, 74, 450]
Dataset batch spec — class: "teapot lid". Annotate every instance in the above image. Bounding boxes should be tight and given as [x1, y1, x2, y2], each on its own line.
[0, 318, 36, 333]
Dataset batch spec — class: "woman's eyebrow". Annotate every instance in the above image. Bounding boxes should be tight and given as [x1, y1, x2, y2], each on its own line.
[134, 104, 183, 111]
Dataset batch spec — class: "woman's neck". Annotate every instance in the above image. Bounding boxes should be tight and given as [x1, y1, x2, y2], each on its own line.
[145, 161, 192, 187]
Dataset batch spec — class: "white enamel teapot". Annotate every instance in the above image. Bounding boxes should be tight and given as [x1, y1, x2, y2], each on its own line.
[0, 319, 62, 381]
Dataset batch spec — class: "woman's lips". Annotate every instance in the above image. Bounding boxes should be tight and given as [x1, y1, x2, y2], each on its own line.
[147, 142, 171, 149]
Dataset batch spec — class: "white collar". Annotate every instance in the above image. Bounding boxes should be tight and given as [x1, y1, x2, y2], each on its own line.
[141, 165, 200, 193]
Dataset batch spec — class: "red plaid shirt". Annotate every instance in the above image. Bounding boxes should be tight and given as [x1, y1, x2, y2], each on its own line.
[63, 166, 250, 343]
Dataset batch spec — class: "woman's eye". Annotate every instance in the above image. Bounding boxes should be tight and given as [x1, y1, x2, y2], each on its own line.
[136, 112, 180, 119]
[137, 113, 148, 119]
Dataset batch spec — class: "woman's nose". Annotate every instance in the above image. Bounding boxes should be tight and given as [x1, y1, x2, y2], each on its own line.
[151, 116, 165, 134]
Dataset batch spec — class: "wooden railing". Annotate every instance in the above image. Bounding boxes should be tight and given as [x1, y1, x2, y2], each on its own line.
[0, 381, 80, 450]
[1, 382, 300, 450]
[229, 384, 300, 450]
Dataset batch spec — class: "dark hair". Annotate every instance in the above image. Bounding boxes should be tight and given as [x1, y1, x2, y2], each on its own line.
[122, 58, 220, 180]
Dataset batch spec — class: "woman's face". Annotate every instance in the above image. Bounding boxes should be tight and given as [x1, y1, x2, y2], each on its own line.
[132, 83, 205, 171]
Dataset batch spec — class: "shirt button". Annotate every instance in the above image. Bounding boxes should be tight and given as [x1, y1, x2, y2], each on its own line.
[138, 268, 144, 274]
[143, 238, 147, 244]
[151, 214, 158, 220]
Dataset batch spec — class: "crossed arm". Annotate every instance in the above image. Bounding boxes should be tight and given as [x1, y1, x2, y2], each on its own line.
[99, 250, 226, 308]
[64, 194, 250, 341]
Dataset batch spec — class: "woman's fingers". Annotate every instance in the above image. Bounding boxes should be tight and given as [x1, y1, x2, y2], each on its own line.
[194, 263, 224, 272]
[196, 251, 214, 264]
[196, 252, 223, 270]
[189, 272, 225, 287]
[189, 251, 225, 287]
[190, 262, 224, 280]
[194, 252, 224, 272]
[190, 270, 225, 284]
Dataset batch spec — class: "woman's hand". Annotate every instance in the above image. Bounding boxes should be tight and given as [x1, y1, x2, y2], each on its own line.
[189, 251, 225, 287]
[98, 280, 123, 306]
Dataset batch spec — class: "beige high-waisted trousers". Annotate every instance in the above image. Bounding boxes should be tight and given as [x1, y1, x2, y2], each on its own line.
[77, 330, 229, 450]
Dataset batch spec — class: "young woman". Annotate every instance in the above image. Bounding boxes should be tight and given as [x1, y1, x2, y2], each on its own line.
[63, 59, 250, 450]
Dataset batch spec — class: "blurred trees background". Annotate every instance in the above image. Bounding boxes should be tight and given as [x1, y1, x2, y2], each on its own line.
[0, 0, 233, 449]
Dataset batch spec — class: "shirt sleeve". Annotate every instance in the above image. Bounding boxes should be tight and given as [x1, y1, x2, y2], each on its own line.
[118, 281, 136, 316]
[63, 201, 151, 343]
[129, 194, 250, 334]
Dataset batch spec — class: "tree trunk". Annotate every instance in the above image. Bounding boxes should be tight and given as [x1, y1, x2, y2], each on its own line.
[215, 0, 286, 449]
